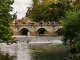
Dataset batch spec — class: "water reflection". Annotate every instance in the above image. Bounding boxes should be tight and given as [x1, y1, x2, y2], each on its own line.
[29, 43, 69, 60]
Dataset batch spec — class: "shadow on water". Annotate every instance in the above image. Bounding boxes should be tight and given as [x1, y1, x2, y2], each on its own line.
[29, 43, 69, 60]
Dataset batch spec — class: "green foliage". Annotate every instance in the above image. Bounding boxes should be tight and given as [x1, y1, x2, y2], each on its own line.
[75, 34, 80, 52]
[29, 0, 68, 22]
[22, 22, 26, 24]
[29, 3, 45, 22]
[75, 41, 80, 53]
[59, 1, 80, 59]
[42, 2, 66, 22]
[60, 11, 80, 45]
[0, 0, 15, 43]
[56, 28, 65, 35]
[66, 53, 80, 60]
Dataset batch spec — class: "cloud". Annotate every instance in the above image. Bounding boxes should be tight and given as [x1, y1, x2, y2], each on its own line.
[11, 0, 32, 19]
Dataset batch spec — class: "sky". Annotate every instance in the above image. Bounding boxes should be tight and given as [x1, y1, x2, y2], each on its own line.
[11, 0, 32, 19]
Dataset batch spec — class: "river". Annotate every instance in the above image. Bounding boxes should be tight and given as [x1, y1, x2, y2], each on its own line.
[0, 36, 69, 60]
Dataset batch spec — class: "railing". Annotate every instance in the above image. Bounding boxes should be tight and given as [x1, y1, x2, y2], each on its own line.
[11, 22, 61, 26]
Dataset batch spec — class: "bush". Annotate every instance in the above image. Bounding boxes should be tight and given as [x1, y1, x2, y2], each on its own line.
[56, 28, 65, 35]
[75, 41, 80, 53]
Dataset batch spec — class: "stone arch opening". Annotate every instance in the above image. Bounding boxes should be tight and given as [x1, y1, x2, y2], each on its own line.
[37, 28, 47, 35]
[20, 28, 29, 35]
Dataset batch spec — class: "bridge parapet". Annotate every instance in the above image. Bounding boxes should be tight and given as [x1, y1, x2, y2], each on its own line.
[11, 22, 61, 26]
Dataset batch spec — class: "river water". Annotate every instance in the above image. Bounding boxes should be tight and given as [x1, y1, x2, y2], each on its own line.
[0, 36, 69, 60]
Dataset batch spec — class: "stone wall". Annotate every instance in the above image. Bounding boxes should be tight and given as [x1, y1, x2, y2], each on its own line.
[10, 25, 62, 36]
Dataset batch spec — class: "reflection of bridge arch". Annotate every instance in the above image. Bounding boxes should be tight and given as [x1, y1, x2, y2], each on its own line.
[20, 28, 29, 35]
[37, 28, 47, 35]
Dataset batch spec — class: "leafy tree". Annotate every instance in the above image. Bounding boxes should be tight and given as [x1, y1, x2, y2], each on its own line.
[60, 11, 80, 45]
[29, 0, 67, 22]
[56, 28, 65, 35]
[32, 0, 39, 6]
[42, 2, 66, 22]
[59, 10, 80, 60]
[29, 3, 45, 22]
[0, 1, 17, 60]
[0, 0, 15, 43]
[42, 0, 56, 4]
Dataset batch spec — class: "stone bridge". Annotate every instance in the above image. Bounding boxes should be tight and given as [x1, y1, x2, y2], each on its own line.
[10, 23, 62, 36]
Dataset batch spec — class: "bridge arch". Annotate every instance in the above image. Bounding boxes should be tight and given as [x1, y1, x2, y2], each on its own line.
[37, 28, 47, 35]
[20, 28, 29, 35]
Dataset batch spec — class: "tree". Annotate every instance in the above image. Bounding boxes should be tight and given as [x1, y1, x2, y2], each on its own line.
[0, 0, 15, 43]
[61, 11, 80, 45]
[42, 0, 56, 4]
[0, 1, 17, 60]
[29, 0, 46, 22]
[29, 0, 67, 22]
[59, 10, 80, 60]
[42, 2, 66, 22]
